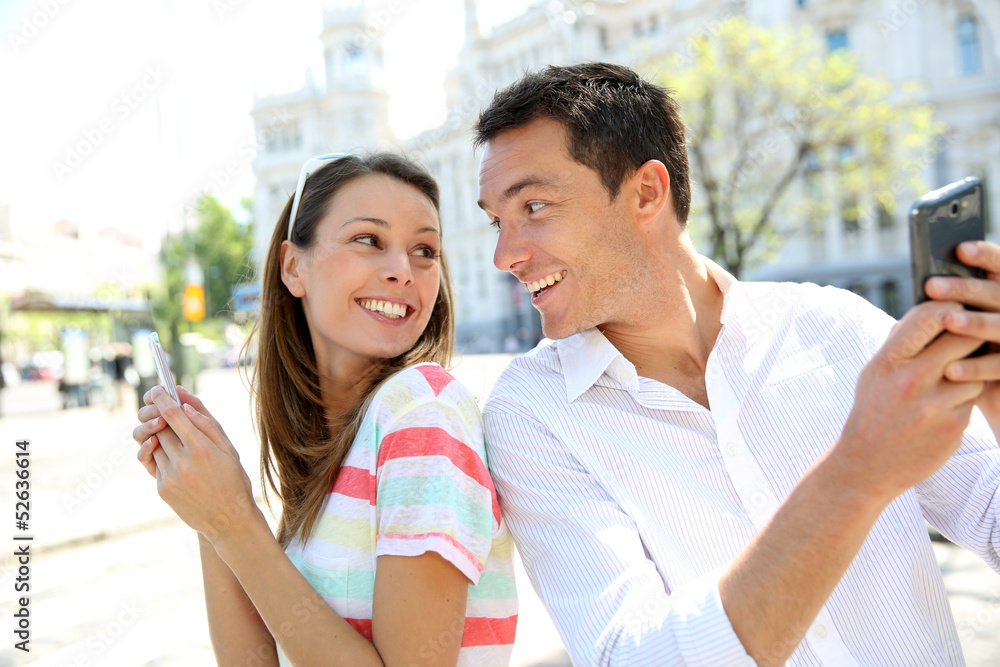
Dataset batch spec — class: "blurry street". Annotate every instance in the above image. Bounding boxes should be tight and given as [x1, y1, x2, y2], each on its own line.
[1, 359, 1000, 666]
[0, 357, 570, 667]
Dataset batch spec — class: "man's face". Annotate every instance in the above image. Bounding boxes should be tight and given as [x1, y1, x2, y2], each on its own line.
[478, 117, 644, 340]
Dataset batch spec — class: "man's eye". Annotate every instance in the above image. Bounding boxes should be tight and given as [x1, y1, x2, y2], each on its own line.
[490, 218, 501, 231]
[527, 202, 545, 213]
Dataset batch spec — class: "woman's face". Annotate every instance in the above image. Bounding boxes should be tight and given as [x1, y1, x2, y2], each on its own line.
[283, 173, 442, 376]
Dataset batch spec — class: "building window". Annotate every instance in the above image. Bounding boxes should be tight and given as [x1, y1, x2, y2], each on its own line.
[268, 186, 284, 213]
[837, 143, 855, 166]
[598, 25, 608, 50]
[958, 17, 982, 76]
[634, 19, 643, 37]
[826, 29, 848, 52]
[345, 44, 365, 75]
[650, 13, 660, 33]
[266, 122, 301, 153]
[842, 198, 860, 234]
[281, 123, 301, 151]
[881, 280, 901, 318]
[797, 0, 807, 7]
[847, 281, 867, 298]
[802, 146, 822, 234]
[877, 204, 893, 229]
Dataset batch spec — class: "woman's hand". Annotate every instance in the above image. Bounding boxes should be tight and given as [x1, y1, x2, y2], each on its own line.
[133, 386, 238, 477]
[142, 386, 260, 547]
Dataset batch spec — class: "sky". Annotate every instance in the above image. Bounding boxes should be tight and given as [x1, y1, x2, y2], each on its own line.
[0, 0, 531, 247]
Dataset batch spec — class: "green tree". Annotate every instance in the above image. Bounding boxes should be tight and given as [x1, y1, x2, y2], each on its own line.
[191, 194, 255, 318]
[152, 195, 254, 354]
[645, 18, 941, 277]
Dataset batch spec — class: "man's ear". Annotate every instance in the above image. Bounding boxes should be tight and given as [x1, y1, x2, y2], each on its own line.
[632, 160, 671, 226]
[280, 240, 307, 297]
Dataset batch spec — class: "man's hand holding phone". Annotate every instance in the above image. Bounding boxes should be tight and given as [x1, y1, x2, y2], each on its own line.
[827, 178, 998, 503]
[925, 241, 1000, 426]
[904, 175, 1000, 426]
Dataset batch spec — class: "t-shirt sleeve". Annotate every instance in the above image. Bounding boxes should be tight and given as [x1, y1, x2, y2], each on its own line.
[372, 365, 499, 585]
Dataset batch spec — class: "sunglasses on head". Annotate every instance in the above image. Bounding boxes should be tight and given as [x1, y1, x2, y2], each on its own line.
[286, 153, 355, 242]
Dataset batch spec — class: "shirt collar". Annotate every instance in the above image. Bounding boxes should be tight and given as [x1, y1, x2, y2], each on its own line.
[557, 328, 633, 402]
[701, 255, 740, 326]
[555, 255, 741, 403]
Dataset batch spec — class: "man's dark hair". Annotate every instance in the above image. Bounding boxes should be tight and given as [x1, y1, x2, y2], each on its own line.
[473, 62, 691, 223]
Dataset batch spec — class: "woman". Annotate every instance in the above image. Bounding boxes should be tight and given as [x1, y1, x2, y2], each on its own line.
[132, 153, 518, 666]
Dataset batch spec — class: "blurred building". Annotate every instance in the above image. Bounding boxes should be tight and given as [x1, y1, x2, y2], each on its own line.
[0, 215, 155, 364]
[251, 0, 999, 349]
[249, 0, 394, 272]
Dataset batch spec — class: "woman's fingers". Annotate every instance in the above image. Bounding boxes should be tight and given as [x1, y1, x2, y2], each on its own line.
[150, 387, 236, 462]
[182, 403, 241, 461]
[152, 445, 169, 483]
[137, 403, 160, 423]
[149, 386, 204, 450]
[132, 414, 165, 446]
[175, 386, 230, 440]
[137, 434, 160, 477]
[152, 416, 185, 460]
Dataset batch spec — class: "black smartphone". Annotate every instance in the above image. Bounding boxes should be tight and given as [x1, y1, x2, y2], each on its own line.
[909, 176, 987, 355]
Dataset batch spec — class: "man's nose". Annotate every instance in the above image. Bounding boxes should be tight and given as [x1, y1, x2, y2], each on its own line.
[493, 224, 530, 272]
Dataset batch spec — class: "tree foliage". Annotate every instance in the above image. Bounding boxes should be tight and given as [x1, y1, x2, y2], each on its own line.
[152, 195, 254, 349]
[191, 195, 255, 318]
[645, 18, 941, 277]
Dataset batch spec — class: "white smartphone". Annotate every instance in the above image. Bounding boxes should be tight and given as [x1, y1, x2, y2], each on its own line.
[148, 332, 179, 402]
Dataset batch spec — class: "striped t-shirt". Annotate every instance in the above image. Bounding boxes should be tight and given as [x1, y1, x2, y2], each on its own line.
[279, 363, 518, 666]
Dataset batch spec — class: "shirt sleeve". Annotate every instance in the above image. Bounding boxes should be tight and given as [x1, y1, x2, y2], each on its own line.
[841, 287, 1000, 574]
[917, 408, 1000, 571]
[373, 366, 499, 586]
[484, 396, 754, 667]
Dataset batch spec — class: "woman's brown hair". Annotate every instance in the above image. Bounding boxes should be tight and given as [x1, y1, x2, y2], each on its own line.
[244, 153, 454, 548]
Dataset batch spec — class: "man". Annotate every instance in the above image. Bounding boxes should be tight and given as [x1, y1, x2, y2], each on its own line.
[476, 62, 1000, 666]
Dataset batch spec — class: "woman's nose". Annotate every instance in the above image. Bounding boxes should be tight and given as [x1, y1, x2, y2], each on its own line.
[380, 251, 413, 285]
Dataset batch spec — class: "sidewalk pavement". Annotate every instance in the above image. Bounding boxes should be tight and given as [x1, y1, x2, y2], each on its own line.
[0, 358, 571, 667]
[1, 360, 999, 665]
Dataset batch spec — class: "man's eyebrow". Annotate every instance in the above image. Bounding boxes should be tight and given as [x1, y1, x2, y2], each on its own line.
[343, 217, 439, 235]
[477, 176, 558, 211]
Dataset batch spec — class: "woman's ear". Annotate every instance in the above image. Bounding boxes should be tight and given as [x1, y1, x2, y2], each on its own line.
[280, 240, 307, 297]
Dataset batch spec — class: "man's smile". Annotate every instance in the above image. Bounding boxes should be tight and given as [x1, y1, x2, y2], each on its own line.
[523, 270, 567, 298]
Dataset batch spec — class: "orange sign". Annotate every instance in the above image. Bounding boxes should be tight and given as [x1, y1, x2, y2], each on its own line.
[183, 284, 205, 322]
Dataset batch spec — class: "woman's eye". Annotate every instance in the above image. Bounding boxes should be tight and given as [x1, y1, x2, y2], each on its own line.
[355, 234, 379, 247]
[490, 218, 501, 231]
[527, 202, 545, 213]
[414, 246, 439, 259]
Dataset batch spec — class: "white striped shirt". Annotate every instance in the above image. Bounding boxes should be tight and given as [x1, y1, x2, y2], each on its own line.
[483, 258, 1000, 666]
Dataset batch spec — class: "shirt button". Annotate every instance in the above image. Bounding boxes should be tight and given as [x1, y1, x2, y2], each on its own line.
[813, 624, 828, 639]
[725, 443, 737, 456]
